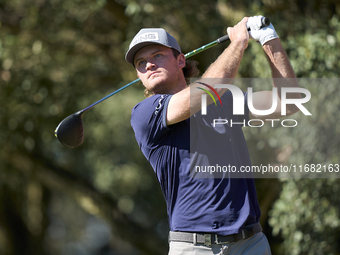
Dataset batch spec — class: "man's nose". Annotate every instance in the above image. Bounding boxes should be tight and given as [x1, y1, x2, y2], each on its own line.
[146, 59, 156, 70]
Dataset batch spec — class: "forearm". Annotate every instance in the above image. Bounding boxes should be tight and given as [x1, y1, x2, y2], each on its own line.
[167, 42, 246, 125]
[167, 18, 249, 125]
[263, 38, 298, 87]
[187, 40, 247, 115]
[252, 38, 301, 118]
[203, 39, 247, 81]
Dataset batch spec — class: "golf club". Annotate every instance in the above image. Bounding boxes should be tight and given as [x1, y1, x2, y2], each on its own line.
[55, 17, 270, 148]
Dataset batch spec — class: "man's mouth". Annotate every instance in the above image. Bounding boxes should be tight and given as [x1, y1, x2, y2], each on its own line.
[148, 72, 159, 79]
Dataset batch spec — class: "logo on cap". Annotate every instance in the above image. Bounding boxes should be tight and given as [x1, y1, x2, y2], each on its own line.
[132, 32, 160, 46]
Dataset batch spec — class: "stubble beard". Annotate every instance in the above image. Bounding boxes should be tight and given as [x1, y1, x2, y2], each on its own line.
[147, 70, 184, 95]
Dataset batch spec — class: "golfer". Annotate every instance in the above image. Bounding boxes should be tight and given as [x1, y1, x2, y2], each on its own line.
[126, 16, 300, 254]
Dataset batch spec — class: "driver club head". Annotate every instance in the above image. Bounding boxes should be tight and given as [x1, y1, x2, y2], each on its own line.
[55, 111, 84, 148]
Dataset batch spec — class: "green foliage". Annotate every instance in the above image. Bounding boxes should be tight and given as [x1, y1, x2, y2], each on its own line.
[269, 178, 340, 255]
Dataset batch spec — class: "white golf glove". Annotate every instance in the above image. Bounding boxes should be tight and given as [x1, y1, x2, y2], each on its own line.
[247, 15, 279, 45]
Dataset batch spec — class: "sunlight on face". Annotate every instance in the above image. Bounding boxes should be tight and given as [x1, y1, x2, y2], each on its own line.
[134, 45, 186, 95]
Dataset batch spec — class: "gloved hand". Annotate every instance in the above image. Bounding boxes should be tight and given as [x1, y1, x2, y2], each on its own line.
[247, 15, 279, 45]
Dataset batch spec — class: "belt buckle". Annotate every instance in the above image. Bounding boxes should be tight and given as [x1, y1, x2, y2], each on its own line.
[215, 234, 234, 245]
[204, 234, 211, 246]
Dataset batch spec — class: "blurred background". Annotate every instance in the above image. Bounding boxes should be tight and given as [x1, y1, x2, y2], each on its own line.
[0, 0, 340, 254]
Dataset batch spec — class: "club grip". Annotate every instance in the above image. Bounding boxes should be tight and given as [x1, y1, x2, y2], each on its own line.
[260, 17, 270, 29]
[216, 16, 270, 44]
[216, 34, 230, 44]
[247, 16, 270, 31]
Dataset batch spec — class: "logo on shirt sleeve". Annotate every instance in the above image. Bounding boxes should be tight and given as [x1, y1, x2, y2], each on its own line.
[155, 95, 165, 115]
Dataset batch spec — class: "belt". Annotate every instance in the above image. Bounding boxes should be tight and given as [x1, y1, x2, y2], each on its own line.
[168, 222, 262, 247]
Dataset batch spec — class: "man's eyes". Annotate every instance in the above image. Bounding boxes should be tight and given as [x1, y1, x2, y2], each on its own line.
[138, 60, 146, 66]
[137, 53, 164, 67]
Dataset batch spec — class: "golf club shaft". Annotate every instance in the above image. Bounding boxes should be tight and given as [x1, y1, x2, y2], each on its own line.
[80, 16, 271, 113]
[82, 78, 140, 113]
[80, 35, 231, 113]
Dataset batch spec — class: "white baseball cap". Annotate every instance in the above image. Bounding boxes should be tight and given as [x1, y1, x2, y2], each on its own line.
[125, 28, 182, 64]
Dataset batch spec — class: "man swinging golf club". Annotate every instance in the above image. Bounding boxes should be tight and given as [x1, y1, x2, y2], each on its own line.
[126, 16, 300, 254]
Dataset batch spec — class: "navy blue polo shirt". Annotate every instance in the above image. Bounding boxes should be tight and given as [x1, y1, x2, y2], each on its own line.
[130, 91, 261, 235]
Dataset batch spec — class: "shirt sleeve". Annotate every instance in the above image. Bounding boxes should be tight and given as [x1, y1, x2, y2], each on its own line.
[130, 94, 173, 153]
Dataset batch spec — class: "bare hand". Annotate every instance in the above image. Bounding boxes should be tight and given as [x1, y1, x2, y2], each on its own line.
[227, 17, 249, 50]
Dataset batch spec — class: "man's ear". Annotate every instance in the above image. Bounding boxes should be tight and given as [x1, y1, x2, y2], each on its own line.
[177, 53, 186, 69]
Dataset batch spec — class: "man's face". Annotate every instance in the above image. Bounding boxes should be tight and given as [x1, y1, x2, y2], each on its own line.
[133, 45, 185, 95]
